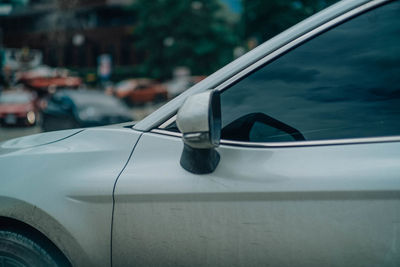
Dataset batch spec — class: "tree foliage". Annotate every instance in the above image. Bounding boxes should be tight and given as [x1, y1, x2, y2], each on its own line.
[242, 0, 338, 43]
[132, 0, 237, 79]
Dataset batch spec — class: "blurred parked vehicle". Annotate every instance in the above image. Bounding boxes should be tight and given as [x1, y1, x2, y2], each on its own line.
[0, 90, 38, 126]
[16, 65, 54, 81]
[166, 75, 206, 98]
[41, 89, 133, 131]
[113, 78, 168, 105]
[24, 76, 82, 90]
[17, 65, 82, 96]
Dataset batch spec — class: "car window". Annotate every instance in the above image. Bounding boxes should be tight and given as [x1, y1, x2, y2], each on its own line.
[220, 1, 400, 142]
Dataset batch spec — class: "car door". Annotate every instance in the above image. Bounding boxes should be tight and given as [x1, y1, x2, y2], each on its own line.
[113, 1, 400, 266]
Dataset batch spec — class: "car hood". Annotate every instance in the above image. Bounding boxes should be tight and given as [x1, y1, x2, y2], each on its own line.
[0, 103, 33, 113]
[0, 129, 83, 150]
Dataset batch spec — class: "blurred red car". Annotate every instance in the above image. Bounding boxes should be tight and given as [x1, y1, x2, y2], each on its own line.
[24, 76, 82, 89]
[113, 78, 168, 105]
[0, 90, 38, 126]
[17, 66, 82, 96]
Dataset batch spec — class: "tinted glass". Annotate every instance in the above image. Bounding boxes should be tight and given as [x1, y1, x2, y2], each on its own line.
[221, 1, 400, 142]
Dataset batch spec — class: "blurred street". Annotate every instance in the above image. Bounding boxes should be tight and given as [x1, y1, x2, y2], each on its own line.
[0, 125, 41, 142]
[0, 102, 164, 142]
[0, 0, 335, 143]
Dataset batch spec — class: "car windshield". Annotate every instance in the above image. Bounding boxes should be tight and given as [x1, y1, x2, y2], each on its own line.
[0, 93, 31, 104]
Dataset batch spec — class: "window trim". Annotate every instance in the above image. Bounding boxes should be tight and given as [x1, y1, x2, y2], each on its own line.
[153, 0, 399, 148]
[151, 128, 400, 148]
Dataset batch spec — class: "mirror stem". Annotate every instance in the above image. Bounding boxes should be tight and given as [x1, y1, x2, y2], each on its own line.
[180, 144, 220, 174]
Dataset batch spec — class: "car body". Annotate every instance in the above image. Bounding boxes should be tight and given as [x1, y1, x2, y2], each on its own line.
[0, 90, 38, 126]
[17, 66, 82, 96]
[24, 76, 82, 90]
[113, 78, 168, 105]
[16, 65, 56, 81]
[1, 0, 400, 266]
[41, 89, 133, 132]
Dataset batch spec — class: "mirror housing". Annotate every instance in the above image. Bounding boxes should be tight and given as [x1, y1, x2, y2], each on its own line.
[176, 90, 221, 174]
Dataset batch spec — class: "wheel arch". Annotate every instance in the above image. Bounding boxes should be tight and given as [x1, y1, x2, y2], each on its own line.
[0, 196, 90, 266]
[0, 216, 72, 266]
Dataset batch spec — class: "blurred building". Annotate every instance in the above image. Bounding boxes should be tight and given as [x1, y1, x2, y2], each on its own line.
[0, 0, 138, 68]
[0, 0, 239, 74]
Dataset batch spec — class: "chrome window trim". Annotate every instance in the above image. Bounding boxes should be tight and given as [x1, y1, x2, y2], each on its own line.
[155, 0, 397, 148]
[159, 115, 177, 129]
[151, 129, 400, 148]
[152, 129, 183, 138]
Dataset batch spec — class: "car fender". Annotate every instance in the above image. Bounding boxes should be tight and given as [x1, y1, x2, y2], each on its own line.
[0, 126, 142, 266]
[0, 196, 89, 266]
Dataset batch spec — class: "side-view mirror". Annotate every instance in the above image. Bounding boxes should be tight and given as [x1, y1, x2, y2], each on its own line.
[176, 90, 221, 174]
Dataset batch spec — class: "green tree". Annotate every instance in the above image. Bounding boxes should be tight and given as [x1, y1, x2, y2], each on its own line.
[242, 0, 338, 43]
[132, 0, 237, 80]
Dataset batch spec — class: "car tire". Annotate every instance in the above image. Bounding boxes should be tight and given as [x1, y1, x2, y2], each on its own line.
[0, 230, 60, 267]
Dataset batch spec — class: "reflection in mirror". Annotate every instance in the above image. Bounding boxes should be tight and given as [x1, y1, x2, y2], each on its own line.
[221, 112, 305, 142]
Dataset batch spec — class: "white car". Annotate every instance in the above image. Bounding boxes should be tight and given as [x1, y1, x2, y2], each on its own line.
[1, 0, 400, 266]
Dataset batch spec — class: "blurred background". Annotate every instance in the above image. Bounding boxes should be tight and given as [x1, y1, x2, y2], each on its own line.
[0, 0, 337, 141]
